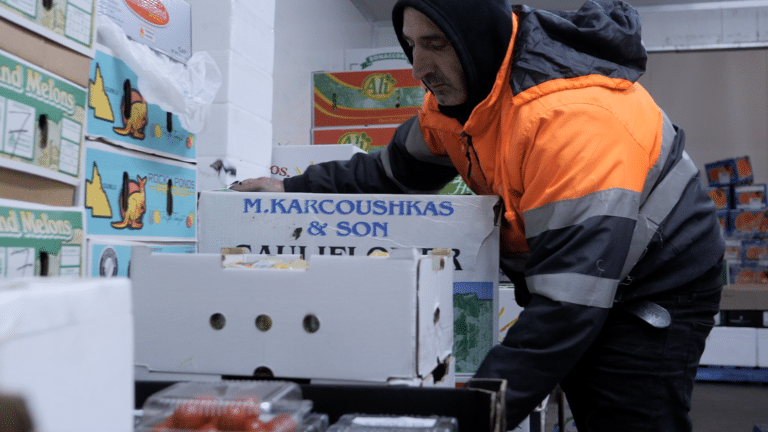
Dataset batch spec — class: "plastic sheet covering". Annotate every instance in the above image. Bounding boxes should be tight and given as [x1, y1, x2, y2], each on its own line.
[96, 18, 221, 133]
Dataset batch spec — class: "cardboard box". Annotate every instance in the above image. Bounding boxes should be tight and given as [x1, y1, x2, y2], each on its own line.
[705, 156, 753, 187]
[0, 198, 84, 277]
[309, 132, 473, 195]
[717, 209, 729, 236]
[270, 144, 365, 180]
[728, 209, 768, 238]
[0, 48, 86, 182]
[699, 326, 757, 367]
[498, 286, 523, 343]
[196, 155, 270, 193]
[0, 0, 96, 56]
[0, 17, 91, 88]
[706, 186, 731, 210]
[741, 239, 768, 261]
[98, 0, 192, 64]
[733, 184, 767, 209]
[729, 261, 768, 285]
[130, 247, 455, 385]
[86, 45, 196, 161]
[83, 140, 197, 241]
[0, 277, 133, 432]
[312, 126, 398, 152]
[313, 69, 425, 127]
[0, 165, 76, 207]
[87, 238, 195, 277]
[722, 285, 768, 310]
[345, 47, 412, 71]
[198, 191, 500, 375]
[758, 329, 768, 367]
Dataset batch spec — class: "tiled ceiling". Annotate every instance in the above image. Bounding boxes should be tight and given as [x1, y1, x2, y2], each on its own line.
[351, 0, 751, 23]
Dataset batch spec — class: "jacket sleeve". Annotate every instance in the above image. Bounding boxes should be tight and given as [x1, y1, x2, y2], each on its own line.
[283, 116, 458, 194]
[474, 101, 660, 427]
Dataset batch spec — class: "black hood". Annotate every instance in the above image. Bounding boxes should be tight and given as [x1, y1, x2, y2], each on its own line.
[392, 0, 513, 123]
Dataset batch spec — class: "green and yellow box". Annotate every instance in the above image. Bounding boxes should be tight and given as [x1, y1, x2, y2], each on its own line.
[0, 48, 86, 184]
[0, 0, 96, 57]
[0, 198, 84, 277]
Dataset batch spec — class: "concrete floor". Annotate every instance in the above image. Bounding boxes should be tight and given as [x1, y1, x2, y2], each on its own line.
[542, 381, 768, 432]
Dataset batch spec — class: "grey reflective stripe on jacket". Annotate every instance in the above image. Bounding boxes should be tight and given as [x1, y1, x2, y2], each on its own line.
[525, 111, 697, 308]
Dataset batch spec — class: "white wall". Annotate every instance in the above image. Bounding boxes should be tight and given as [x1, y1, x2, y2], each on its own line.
[272, 0, 374, 147]
[640, 50, 768, 184]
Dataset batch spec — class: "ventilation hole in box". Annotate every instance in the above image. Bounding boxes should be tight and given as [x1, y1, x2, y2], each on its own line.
[255, 315, 272, 332]
[39, 251, 49, 276]
[38, 114, 48, 149]
[210, 313, 226, 330]
[434, 307, 440, 325]
[432, 359, 448, 383]
[303, 314, 320, 333]
[253, 367, 274, 379]
[42, 0, 52, 10]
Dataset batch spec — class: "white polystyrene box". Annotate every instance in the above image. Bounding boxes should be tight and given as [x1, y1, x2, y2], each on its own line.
[197, 191, 500, 375]
[209, 49, 273, 119]
[197, 156, 271, 192]
[271, 144, 366, 180]
[195, 103, 272, 161]
[758, 329, 768, 368]
[130, 247, 454, 385]
[699, 326, 758, 367]
[0, 277, 134, 432]
[189, 0, 274, 75]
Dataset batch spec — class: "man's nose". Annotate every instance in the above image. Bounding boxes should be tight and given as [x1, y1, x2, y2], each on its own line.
[411, 47, 432, 81]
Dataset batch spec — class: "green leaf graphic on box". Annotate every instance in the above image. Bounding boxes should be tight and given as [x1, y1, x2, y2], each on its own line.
[454, 293, 493, 374]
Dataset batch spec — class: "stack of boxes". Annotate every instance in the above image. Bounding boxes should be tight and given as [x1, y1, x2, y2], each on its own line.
[187, 0, 276, 191]
[83, 1, 198, 278]
[701, 155, 768, 368]
[0, 0, 95, 277]
[310, 52, 473, 196]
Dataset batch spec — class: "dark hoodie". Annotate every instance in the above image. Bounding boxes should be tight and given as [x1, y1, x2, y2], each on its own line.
[391, 0, 513, 123]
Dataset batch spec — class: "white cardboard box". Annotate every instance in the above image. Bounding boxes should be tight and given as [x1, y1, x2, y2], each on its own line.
[758, 328, 768, 368]
[197, 191, 500, 375]
[98, 0, 192, 63]
[196, 155, 270, 192]
[130, 246, 454, 385]
[270, 144, 365, 180]
[699, 326, 758, 367]
[0, 277, 134, 432]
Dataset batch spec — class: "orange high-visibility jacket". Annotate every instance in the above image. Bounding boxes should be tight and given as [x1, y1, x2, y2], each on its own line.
[285, 1, 725, 424]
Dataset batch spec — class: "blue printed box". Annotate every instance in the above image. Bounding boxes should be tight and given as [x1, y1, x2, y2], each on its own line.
[705, 156, 753, 187]
[84, 140, 196, 240]
[729, 209, 768, 238]
[87, 46, 195, 161]
[707, 187, 731, 210]
[741, 240, 768, 261]
[729, 260, 768, 285]
[88, 240, 195, 277]
[733, 184, 767, 210]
